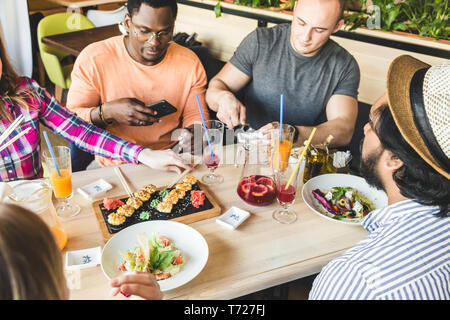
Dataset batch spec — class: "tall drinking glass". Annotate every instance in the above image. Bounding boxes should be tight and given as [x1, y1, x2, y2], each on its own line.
[272, 159, 305, 224]
[269, 124, 295, 170]
[202, 120, 225, 185]
[42, 146, 80, 219]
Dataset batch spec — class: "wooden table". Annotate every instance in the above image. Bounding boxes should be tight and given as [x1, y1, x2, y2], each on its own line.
[62, 145, 368, 300]
[41, 24, 122, 57]
[46, 0, 126, 8]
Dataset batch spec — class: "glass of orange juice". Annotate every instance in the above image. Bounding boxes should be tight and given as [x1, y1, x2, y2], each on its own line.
[269, 124, 295, 170]
[42, 146, 80, 219]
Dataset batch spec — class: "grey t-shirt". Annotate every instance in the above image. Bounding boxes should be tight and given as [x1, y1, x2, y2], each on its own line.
[229, 23, 360, 130]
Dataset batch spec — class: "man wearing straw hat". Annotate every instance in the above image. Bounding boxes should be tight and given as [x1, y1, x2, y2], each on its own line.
[309, 55, 450, 300]
[206, 0, 359, 148]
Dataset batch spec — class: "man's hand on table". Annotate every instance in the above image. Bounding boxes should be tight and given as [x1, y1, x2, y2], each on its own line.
[138, 148, 194, 174]
[101, 98, 160, 126]
[110, 271, 163, 300]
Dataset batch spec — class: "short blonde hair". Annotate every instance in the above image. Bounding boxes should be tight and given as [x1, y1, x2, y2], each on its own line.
[0, 203, 66, 300]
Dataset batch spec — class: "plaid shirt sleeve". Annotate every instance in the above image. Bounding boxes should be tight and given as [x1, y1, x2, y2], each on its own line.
[33, 80, 143, 164]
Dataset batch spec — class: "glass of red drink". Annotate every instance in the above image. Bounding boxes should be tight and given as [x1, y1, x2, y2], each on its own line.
[272, 159, 303, 224]
[201, 120, 225, 185]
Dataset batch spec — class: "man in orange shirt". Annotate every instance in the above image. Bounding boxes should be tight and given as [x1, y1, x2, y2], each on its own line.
[67, 0, 210, 169]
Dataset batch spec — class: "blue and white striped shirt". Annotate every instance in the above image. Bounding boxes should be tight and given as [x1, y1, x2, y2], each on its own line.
[309, 200, 450, 300]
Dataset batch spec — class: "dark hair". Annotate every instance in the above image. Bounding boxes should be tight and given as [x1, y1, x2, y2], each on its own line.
[374, 104, 450, 217]
[127, 0, 178, 19]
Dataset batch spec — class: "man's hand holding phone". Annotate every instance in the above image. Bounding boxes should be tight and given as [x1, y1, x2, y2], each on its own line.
[100, 98, 160, 126]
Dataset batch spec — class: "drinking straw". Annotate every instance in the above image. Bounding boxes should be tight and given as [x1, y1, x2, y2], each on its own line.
[0, 114, 24, 146]
[284, 127, 317, 190]
[42, 131, 61, 177]
[280, 94, 283, 143]
[0, 127, 32, 152]
[195, 94, 214, 159]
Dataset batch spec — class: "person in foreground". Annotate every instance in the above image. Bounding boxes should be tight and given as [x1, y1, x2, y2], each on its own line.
[206, 0, 359, 147]
[0, 36, 191, 182]
[66, 0, 209, 168]
[0, 203, 163, 300]
[309, 55, 450, 300]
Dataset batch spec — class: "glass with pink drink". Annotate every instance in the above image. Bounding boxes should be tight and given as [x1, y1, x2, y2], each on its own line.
[201, 120, 225, 185]
[272, 159, 305, 224]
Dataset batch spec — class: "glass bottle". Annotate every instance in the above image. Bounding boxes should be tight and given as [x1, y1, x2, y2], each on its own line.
[303, 135, 334, 183]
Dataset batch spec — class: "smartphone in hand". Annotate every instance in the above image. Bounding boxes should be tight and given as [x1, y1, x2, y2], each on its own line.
[146, 100, 177, 118]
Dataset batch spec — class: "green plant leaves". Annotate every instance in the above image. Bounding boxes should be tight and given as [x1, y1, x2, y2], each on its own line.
[214, 1, 222, 18]
[341, 0, 448, 40]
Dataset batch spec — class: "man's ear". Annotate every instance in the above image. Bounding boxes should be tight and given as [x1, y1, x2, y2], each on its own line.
[383, 150, 404, 172]
[333, 18, 345, 33]
[124, 13, 131, 30]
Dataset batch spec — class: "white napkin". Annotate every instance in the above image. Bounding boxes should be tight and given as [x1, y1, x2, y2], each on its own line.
[0, 182, 14, 203]
[236, 131, 264, 144]
[333, 151, 352, 168]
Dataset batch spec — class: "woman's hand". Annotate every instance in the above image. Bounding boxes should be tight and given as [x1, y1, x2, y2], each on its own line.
[110, 271, 163, 300]
[137, 148, 194, 174]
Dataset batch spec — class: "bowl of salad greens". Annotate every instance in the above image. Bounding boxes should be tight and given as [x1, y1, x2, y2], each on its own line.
[101, 220, 208, 291]
[301, 173, 388, 226]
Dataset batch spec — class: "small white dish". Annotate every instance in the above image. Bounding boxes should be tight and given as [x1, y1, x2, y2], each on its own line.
[77, 179, 112, 200]
[216, 206, 250, 230]
[65, 246, 102, 270]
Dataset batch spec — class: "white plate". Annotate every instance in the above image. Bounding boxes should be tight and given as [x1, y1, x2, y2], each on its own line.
[302, 173, 388, 226]
[101, 220, 209, 292]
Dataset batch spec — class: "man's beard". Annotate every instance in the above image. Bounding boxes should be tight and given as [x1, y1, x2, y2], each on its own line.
[359, 143, 385, 192]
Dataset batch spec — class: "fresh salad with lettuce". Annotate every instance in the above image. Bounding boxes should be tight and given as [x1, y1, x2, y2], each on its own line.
[312, 187, 375, 221]
[118, 233, 184, 281]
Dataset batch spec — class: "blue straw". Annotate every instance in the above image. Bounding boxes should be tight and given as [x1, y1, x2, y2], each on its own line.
[43, 131, 61, 177]
[280, 94, 283, 143]
[195, 94, 214, 159]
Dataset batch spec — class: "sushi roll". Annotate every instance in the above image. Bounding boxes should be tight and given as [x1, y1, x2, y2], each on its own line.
[175, 182, 192, 192]
[134, 190, 151, 202]
[126, 197, 143, 210]
[182, 175, 197, 185]
[117, 204, 134, 217]
[163, 194, 179, 205]
[142, 184, 157, 194]
[157, 201, 173, 213]
[108, 212, 126, 226]
[169, 189, 185, 200]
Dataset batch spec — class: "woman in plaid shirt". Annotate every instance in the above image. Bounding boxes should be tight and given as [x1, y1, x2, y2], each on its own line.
[0, 38, 192, 181]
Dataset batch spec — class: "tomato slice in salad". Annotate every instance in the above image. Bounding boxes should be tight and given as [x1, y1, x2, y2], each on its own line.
[173, 256, 183, 265]
[155, 273, 170, 281]
[159, 235, 170, 247]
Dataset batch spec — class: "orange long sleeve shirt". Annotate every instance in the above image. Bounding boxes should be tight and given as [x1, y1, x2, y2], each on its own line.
[66, 36, 209, 167]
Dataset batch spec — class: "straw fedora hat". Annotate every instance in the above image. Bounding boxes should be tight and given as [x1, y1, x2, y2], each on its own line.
[386, 55, 449, 179]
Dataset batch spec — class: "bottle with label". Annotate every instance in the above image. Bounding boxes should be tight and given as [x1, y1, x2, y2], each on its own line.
[303, 135, 334, 183]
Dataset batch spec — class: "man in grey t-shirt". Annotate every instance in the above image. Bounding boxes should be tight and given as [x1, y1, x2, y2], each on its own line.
[206, 0, 360, 147]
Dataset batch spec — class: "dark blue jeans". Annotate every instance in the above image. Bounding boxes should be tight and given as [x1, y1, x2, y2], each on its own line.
[70, 143, 95, 172]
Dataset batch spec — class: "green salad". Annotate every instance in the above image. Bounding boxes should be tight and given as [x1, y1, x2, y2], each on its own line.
[312, 187, 375, 221]
[118, 233, 184, 281]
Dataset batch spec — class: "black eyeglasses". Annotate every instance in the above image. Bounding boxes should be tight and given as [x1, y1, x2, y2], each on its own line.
[130, 20, 173, 42]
